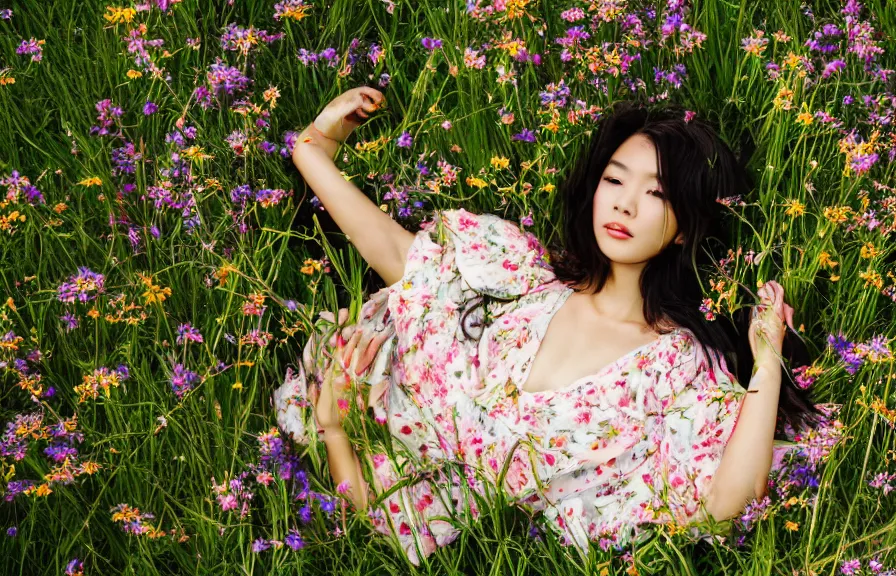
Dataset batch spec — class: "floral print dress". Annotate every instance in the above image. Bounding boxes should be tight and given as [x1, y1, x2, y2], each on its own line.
[274, 208, 787, 565]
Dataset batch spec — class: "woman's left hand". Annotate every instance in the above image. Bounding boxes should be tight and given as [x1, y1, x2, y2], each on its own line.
[748, 280, 795, 366]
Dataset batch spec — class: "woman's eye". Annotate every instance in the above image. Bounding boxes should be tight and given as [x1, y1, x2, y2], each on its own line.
[604, 178, 664, 198]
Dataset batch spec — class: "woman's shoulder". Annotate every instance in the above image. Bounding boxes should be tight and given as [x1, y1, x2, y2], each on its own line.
[422, 207, 558, 298]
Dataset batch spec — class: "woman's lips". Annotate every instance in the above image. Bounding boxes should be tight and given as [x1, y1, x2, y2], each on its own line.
[604, 226, 633, 239]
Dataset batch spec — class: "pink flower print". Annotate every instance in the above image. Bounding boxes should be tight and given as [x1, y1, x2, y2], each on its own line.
[456, 212, 480, 231]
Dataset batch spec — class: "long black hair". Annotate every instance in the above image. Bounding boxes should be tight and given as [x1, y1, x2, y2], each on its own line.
[460, 100, 823, 437]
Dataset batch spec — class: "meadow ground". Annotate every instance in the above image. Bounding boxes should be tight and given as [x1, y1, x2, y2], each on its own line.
[1, 0, 896, 574]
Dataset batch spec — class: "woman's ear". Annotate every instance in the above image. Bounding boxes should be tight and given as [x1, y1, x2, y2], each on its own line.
[674, 232, 685, 245]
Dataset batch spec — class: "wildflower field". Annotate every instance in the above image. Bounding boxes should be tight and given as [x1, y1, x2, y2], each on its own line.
[2, 0, 896, 574]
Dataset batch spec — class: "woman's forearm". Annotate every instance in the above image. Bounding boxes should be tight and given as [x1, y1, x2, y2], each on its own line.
[290, 122, 415, 287]
[705, 357, 782, 520]
[323, 427, 371, 511]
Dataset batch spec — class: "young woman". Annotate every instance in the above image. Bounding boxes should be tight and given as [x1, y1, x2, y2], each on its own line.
[275, 87, 824, 565]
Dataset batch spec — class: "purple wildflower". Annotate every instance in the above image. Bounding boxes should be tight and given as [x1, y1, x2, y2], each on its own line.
[60, 312, 79, 331]
[16, 38, 44, 62]
[252, 538, 270, 552]
[57, 267, 105, 304]
[421, 37, 442, 50]
[111, 141, 141, 176]
[65, 558, 84, 576]
[255, 188, 288, 206]
[176, 323, 204, 345]
[840, 559, 861, 575]
[1, 170, 45, 205]
[143, 100, 158, 115]
[220, 23, 282, 55]
[285, 530, 305, 550]
[396, 131, 413, 148]
[170, 363, 200, 398]
[89, 99, 124, 137]
[512, 128, 537, 143]
[230, 184, 253, 204]
[821, 59, 846, 79]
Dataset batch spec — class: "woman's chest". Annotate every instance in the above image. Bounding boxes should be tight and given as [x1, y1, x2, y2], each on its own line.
[504, 290, 663, 395]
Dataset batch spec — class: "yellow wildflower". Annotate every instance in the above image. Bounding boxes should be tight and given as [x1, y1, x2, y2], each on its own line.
[823, 205, 853, 224]
[818, 251, 839, 268]
[138, 273, 172, 305]
[126, 69, 142, 79]
[80, 461, 101, 475]
[215, 264, 238, 287]
[275, 3, 311, 21]
[182, 146, 213, 161]
[465, 176, 488, 189]
[859, 268, 883, 290]
[53, 203, 68, 213]
[796, 110, 813, 125]
[78, 177, 103, 187]
[773, 87, 794, 111]
[0, 76, 15, 86]
[742, 29, 769, 57]
[772, 30, 792, 42]
[784, 199, 805, 217]
[104, 6, 136, 24]
[354, 135, 390, 153]
[784, 52, 803, 69]
[504, 0, 531, 20]
[860, 242, 881, 259]
[490, 156, 510, 170]
[785, 520, 799, 531]
[0, 211, 26, 232]
[300, 258, 322, 275]
[263, 86, 280, 106]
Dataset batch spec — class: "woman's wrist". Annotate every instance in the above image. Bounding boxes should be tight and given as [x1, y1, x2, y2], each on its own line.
[294, 122, 340, 163]
[321, 425, 348, 441]
[754, 352, 783, 374]
[310, 119, 341, 143]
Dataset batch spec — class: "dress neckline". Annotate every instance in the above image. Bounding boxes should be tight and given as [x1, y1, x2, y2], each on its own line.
[518, 285, 681, 397]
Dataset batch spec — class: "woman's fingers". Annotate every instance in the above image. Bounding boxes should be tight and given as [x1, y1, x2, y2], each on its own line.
[356, 330, 392, 374]
[359, 95, 379, 112]
[342, 328, 362, 365]
[358, 86, 385, 105]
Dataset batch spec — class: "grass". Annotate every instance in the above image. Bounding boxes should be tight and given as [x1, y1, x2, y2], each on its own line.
[1, 0, 895, 574]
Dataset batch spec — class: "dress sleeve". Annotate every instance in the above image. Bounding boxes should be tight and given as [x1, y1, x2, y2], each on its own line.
[655, 334, 748, 526]
[274, 288, 397, 446]
[391, 207, 557, 300]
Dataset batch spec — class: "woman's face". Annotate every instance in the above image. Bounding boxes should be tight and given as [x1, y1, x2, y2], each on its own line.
[592, 133, 684, 263]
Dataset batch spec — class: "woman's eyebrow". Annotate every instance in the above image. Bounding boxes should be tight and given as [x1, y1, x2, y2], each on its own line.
[607, 159, 658, 179]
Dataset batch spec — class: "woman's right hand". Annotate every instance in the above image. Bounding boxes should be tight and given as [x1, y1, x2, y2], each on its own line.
[312, 86, 386, 143]
[308, 307, 393, 433]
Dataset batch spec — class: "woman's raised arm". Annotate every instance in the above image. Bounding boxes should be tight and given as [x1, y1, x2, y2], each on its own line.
[292, 87, 415, 287]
